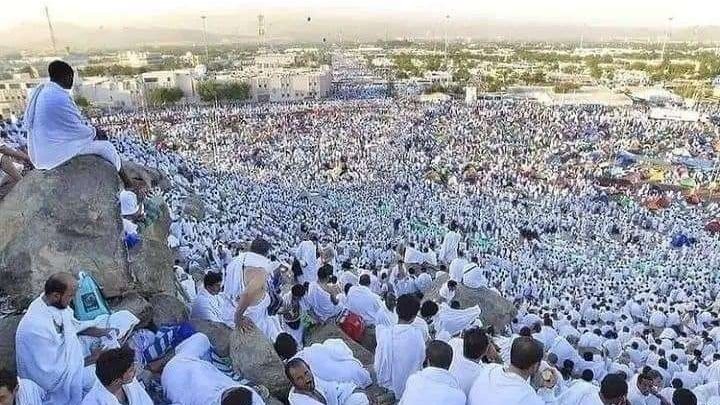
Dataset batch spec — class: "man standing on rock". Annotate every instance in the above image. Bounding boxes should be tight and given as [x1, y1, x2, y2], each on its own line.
[15, 272, 118, 405]
[22, 61, 138, 190]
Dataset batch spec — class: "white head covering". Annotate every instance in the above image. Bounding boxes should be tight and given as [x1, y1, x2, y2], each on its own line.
[120, 190, 140, 216]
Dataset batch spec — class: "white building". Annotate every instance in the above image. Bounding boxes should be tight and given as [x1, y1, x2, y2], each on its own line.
[119, 51, 163, 68]
[141, 70, 198, 99]
[254, 53, 295, 68]
[245, 66, 332, 102]
[0, 74, 42, 116]
[74, 77, 141, 109]
[423, 71, 452, 84]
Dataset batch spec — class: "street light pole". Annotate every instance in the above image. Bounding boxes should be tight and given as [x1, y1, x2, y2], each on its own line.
[201, 15, 210, 64]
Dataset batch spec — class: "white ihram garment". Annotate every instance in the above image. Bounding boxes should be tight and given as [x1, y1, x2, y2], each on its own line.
[294, 339, 372, 388]
[374, 323, 426, 398]
[399, 367, 466, 405]
[79, 378, 153, 405]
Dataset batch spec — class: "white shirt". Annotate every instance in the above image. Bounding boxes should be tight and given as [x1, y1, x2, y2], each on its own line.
[468, 365, 545, 405]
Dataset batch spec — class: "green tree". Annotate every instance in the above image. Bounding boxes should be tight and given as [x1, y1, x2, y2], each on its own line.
[198, 81, 250, 102]
[148, 87, 184, 105]
[74, 95, 90, 108]
[554, 82, 581, 94]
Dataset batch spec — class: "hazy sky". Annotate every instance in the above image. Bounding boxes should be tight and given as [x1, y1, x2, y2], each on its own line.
[5, 0, 718, 29]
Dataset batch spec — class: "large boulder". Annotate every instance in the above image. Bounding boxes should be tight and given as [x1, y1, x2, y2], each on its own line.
[127, 197, 175, 296]
[230, 325, 290, 399]
[426, 273, 517, 331]
[149, 294, 188, 327]
[0, 156, 130, 309]
[109, 292, 153, 328]
[122, 160, 170, 190]
[307, 322, 374, 367]
[190, 319, 232, 357]
[0, 315, 21, 374]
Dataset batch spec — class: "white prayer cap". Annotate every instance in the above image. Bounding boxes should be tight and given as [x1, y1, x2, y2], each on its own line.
[120, 190, 140, 216]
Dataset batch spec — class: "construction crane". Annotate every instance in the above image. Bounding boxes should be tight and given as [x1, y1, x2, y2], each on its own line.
[44, 5, 58, 54]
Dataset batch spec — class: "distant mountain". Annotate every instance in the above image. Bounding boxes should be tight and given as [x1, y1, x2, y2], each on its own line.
[0, 22, 239, 52]
[2, 11, 720, 52]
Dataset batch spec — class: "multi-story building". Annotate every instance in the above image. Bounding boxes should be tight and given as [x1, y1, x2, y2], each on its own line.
[140, 70, 198, 99]
[0, 74, 42, 117]
[74, 77, 142, 109]
[247, 67, 331, 102]
[253, 53, 296, 69]
[119, 51, 163, 68]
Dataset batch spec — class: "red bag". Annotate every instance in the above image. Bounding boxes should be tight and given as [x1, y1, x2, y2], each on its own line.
[338, 311, 365, 342]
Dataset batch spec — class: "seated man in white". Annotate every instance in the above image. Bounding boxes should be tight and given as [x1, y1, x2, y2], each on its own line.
[80, 346, 153, 405]
[286, 358, 368, 405]
[0, 369, 46, 405]
[0, 141, 31, 184]
[191, 272, 225, 323]
[558, 373, 628, 405]
[400, 340, 466, 405]
[374, 294, 426, 398]
[22, 61, 137, 188]
[15, 272, 120, 405]
[161, 333, 265, 405]
[303, 264, 344, 323]
[345, 275, 385, 325]
[449, 327, 499, 395]
[274, 333, 372, 388]
[468, 336, 546, 405]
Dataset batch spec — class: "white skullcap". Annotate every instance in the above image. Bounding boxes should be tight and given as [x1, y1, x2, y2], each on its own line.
[119, 190, 140, 216]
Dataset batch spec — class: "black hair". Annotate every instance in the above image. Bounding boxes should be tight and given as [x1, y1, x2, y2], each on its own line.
[95, 346, 135, 386]
[284, 357, 310, 382]
[463, 327, 489, 361]
[600, 374, 628, 401]
[221, 386, 254, 405]
[344, 283, 352, 295]
[0, 369, 18, 392]
[48, 60, 73, 82]
[420, 300, 439, 318]
[359, 274, 371, 286]
[673, 388, 697, 405]
[274, 332, 298, 361]
[249, 238, 271, 256]
[44, 273, 70, 295]
[292, 283, 308, 298]
[396, 294, 420, 322]
[581, 369, 594, 382]
[426, 340, 454, 370]
[510, 337, 543, 371]
[203, 271, 222, 289]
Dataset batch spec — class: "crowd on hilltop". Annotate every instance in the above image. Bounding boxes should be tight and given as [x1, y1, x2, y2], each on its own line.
[3, 59, 720, 405]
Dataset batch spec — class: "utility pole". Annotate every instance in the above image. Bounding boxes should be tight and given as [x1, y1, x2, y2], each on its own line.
[44, 5, 58, 54]
[660, 17, 673, 63]
[201, 15, 210, 64]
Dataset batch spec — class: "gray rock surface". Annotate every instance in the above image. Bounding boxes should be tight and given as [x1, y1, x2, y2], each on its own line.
[0, 315, 21, 374]
[109, 292, 153, 328]
[0, 156, 130, 309]
[121, 160, 170, 191]
[190, 319, 232, 357]
[230, 325, 290, 399]
[425, 273, 517, 331]
[149, 293, 189, 327]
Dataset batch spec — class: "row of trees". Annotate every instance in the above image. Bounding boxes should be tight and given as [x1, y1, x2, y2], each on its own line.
[148, 87, 184, 105]
[197, 81, 250, 102]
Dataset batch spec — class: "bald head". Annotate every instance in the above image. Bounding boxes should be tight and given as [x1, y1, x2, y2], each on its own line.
[426, 340, 453, 370]
[43, 272, 77, 310]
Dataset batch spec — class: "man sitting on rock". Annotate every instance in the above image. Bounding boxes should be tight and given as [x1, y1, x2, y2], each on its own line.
[80, 346, 153, 405]
[0, 369, 46, 405]
[15, 272, 120, 405]
[161, 333, 265, 405]
[286, 358, 369, 405]
[191, 271, 225, 323]
[22, 60, 138, 190]
[274, 332, 372, 388]
[399, 340, 466, 405]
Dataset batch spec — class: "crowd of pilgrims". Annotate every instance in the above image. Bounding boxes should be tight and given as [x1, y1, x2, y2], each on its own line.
[5, 59, 720, 405]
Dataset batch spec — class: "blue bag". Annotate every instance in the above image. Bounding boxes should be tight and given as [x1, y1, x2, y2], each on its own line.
[73, 271, 111, 321]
